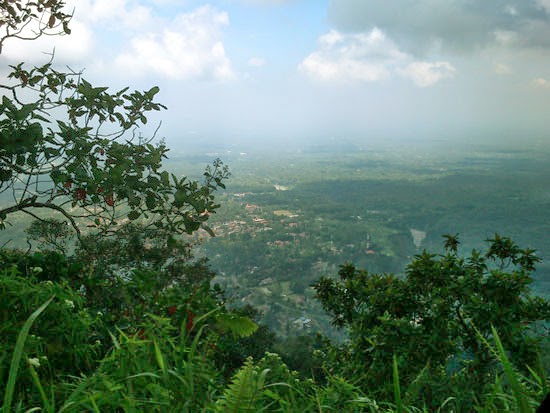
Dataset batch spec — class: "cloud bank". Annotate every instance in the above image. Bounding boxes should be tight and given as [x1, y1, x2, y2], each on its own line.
[327, 0, 550, 54]
[299, 28, 455, 87]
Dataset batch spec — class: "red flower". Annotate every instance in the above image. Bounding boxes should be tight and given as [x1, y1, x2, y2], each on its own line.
[168, 305, 177, 315]
[105, 194, 114, 207]
[74, 188, 86, 200]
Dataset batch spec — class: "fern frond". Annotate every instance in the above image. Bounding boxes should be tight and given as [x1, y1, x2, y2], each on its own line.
[216, 358, 269, 412]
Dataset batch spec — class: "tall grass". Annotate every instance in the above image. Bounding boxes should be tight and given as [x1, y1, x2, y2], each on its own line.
[1, 296, 54, 413]
[2, 299, 548, 412]
[393, 355, 403, 413]
[474, 325, 549, 413]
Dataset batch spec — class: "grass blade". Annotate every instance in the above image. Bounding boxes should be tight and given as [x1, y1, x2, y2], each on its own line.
[2, 296, 54, 413]
[153, 339, 166, 375]
[490, 326, 530, 413]
[393, 354, 403, 413]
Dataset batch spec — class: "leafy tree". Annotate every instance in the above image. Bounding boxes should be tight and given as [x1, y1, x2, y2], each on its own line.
[25, 218, 71, 252]
[0, 62, 229, 241]
[0, 2, 228, 244]
[274, 333, 326, 380]
[314, 234, 550, 407]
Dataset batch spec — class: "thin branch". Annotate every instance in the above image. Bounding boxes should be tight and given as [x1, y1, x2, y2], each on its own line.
[0, 200, 82, 242]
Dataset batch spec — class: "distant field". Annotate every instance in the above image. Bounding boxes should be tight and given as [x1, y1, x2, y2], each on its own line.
[184, 139, 550, 335]
[2, 138, 550, 337]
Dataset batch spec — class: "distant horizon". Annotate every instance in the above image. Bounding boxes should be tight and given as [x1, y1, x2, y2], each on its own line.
[162, 130, 550, 157]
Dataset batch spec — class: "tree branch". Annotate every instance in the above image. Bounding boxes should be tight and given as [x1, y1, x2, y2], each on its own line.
[0, 200, 81, 242]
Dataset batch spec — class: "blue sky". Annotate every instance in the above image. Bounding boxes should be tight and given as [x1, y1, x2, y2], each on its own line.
[3, 0, 550, 148]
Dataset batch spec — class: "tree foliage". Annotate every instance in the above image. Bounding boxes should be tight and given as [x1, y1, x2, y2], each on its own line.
[0, 0, 72, 54]
[0, 1, 228, 243]
[0, 61, 229, 241]
[314, 234, 550, 406]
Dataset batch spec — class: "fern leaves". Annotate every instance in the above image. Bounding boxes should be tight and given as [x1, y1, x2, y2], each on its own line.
[215, 358, 270, 412]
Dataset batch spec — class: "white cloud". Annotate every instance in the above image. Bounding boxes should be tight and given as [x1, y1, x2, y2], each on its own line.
[298, 28, 406, 82]
[248, 57, 266, 67]
[69, 0, 154, 30]
[1, 19, 94, 65]
[114, 5, 234, 81]
[397, 61, 456, 87]
[1, 2, 234, 82]
[1, 0, 154, 66]
[300, 28, 455, 87]
[532, 77, 550, 88]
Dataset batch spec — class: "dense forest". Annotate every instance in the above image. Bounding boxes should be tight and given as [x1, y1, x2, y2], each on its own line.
[1, 1, 550, 411]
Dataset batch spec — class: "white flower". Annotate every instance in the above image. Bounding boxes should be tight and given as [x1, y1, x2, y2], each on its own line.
[31, 267, 43, 274]
[410, 315, 423, 328]
[28, 357, 41, 368]
[64, 299, 75, 310]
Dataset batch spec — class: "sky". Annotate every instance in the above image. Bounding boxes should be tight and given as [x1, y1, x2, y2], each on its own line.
[3, 0, 550, 149]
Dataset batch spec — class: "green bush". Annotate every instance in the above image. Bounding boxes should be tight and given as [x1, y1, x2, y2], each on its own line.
[314, 234, 550, 409]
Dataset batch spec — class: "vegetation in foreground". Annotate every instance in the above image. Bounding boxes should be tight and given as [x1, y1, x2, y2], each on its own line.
[1, 2, 549, 411]
[1, 234, 549, 412]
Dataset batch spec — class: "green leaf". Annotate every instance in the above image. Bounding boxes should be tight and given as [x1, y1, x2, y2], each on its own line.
[153, 340, 167, 375]
[16, 103, 39, 121]
[216, 313, 258, 339]
[145, 193, 156, 210]
[148, 86, 160, 97]
[0, 168, 13, 182]
[167, 236, 177, 250]
[216, 358, 266, 413]
[160, 171, 170, 186]
[1, 95, 17, 112]
[128, 210, 140, 221]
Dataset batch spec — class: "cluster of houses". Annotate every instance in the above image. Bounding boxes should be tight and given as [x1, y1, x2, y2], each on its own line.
[207, 202, 303, 242]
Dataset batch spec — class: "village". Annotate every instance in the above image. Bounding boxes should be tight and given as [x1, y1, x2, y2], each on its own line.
[194, 186, 401, 337]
